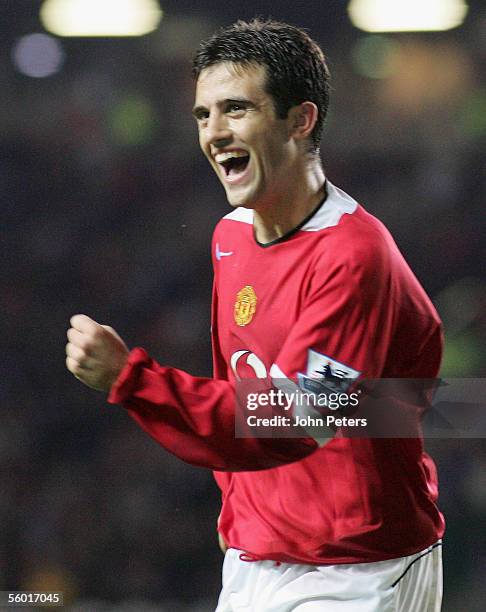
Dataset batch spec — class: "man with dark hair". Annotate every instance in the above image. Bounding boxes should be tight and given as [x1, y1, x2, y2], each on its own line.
[66, 18, 444, 611]
[192, 19, 330, 153]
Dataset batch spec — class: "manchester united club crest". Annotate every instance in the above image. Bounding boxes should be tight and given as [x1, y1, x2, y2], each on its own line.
[234, 285, 257, 326]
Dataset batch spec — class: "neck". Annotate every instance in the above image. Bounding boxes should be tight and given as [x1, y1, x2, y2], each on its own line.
[253, 159, 326, 244]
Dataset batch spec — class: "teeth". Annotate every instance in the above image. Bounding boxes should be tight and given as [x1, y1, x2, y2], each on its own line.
[215, 151, 249, 163]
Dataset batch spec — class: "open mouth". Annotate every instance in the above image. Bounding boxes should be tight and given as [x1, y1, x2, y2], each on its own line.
[215, 151, 250, 180]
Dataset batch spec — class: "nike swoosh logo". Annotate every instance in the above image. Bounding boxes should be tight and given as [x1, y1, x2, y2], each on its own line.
[216, 243, 234, 261]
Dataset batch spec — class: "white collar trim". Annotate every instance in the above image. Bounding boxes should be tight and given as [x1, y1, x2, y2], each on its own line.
[221, 180, 358, 231]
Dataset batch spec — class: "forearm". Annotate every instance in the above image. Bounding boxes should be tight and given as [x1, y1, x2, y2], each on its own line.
[108, 348, 317, 471]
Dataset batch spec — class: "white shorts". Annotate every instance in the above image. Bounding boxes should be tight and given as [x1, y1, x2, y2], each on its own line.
[216, 542, 442, 612]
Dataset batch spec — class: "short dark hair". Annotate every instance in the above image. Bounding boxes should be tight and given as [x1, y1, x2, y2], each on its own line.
[192, 18, 330, 153]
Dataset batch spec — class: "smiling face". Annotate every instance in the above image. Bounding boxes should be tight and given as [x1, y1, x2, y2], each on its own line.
[193, 62, 296, 210]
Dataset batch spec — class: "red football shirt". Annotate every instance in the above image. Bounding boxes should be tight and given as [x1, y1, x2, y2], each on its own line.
[109, 180, 445, 564]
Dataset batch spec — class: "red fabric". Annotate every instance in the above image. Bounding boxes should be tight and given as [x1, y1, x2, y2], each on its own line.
[109, 182, 445, 564]
[109, 348, 317, 472]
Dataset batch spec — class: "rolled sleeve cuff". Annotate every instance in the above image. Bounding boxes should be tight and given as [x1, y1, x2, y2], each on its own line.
[108, 347, 152, 404]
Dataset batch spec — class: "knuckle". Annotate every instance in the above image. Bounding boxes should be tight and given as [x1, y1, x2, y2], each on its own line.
[91, 327, 102, 341]
[78, 337, 93, 354]
[66, 356, 77, 373]
[70, 345, 83, 361]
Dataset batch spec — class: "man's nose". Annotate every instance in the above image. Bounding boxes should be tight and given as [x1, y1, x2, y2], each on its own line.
[206, 113, 232, 148]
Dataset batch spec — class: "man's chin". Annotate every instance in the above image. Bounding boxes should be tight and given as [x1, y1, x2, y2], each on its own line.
[226, 195, 251, 209]
[224, 188, 258, 210]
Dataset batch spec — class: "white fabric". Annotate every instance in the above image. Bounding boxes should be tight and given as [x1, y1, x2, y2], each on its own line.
[222, 180, 358, 233]
[216, 542, 442, 612]
[300, 181, 357, 232]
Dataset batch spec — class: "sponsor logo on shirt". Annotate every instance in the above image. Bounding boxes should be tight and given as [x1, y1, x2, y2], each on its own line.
[298, 349, 361, 394]
[230, 350, 267, 379]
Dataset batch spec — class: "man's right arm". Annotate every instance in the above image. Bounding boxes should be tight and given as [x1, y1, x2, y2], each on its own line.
[108, 347, 317, 471]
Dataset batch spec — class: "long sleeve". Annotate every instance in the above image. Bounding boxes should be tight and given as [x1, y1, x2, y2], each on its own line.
[108, 347, 317, 471]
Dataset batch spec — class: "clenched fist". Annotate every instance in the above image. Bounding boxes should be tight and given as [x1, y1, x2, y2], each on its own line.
[66, 314, 129, 392]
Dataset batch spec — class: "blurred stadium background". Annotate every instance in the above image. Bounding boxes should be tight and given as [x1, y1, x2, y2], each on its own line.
[0, 1, 484, 610]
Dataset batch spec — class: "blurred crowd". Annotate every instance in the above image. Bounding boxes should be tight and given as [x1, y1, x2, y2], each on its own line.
[0, 2, 484, 610]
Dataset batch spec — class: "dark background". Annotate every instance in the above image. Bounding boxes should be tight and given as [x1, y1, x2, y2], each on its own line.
[0, 1, 485, 610]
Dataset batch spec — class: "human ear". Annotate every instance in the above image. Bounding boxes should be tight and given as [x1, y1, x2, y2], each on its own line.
[288, 101, 318, 141]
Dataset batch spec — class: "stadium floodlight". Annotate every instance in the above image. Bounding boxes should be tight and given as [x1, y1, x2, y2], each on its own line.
[347, 0, 469, 32]
[40, 0, 163, 37]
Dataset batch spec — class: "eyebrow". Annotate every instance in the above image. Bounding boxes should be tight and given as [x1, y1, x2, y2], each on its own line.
[191, 98, 255, 117]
